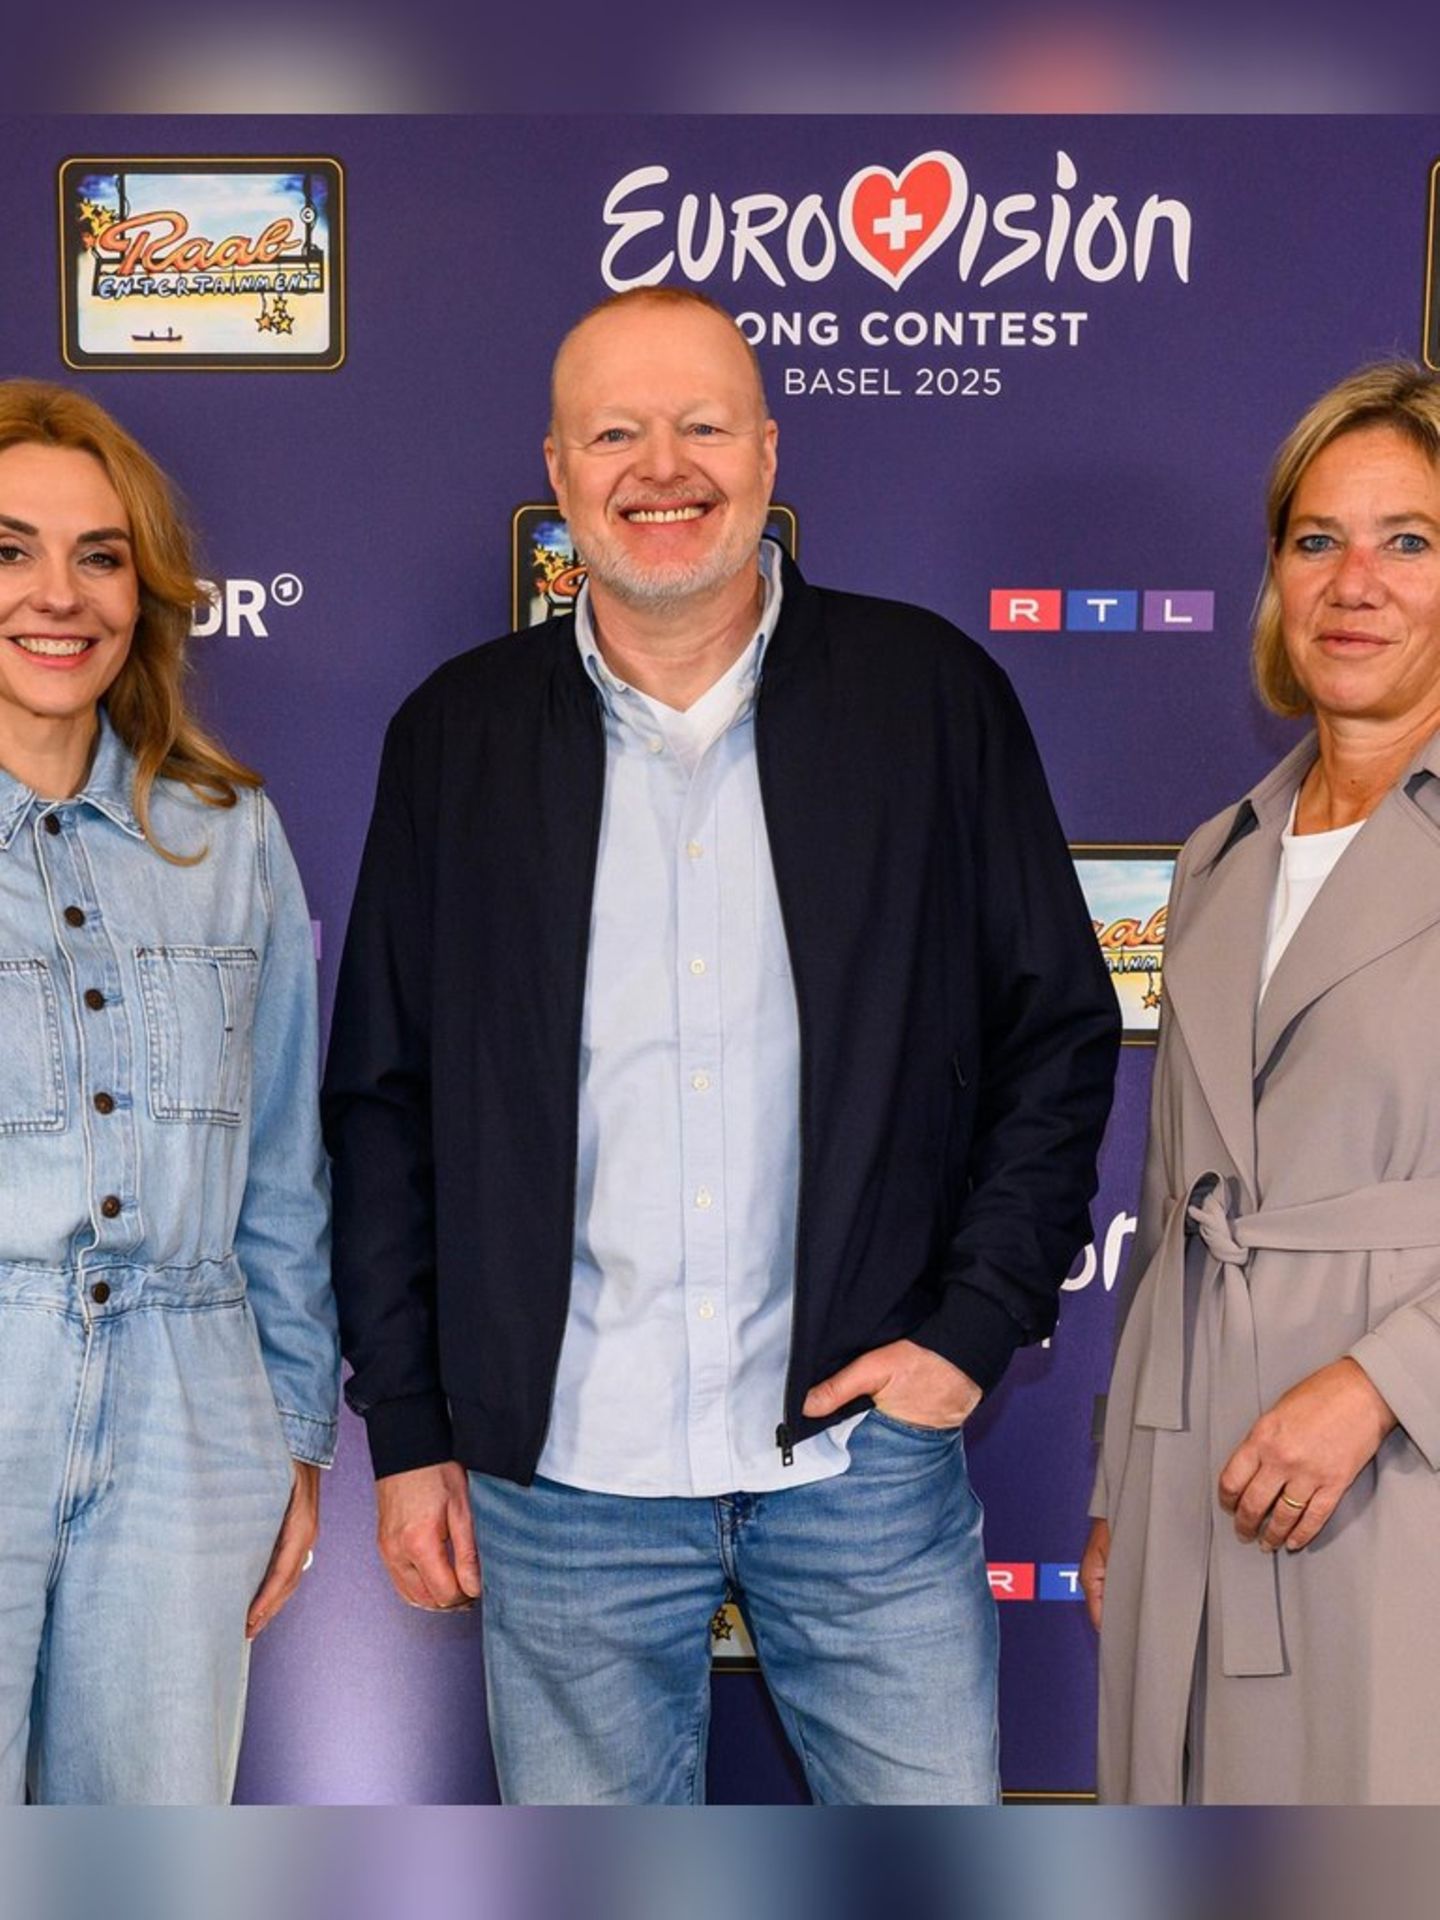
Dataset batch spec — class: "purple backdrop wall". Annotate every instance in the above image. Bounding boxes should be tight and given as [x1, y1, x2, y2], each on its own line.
[6, 113, 1435, 1802]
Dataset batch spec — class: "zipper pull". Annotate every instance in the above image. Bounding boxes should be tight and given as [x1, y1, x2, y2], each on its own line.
[776, 1423, 795, 1467]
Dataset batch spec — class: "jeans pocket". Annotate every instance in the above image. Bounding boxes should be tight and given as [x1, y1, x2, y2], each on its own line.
[0, 958, 66, 1133]
[868, 1407, 966, 1442]
[136, 945, 260, 1125]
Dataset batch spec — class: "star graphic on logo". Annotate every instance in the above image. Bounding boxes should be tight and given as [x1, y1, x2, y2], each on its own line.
[254, 308, 274, 333]
[709, 1605, 734, 1642]
[1141, 977, 1162, 1010]
[262, 294, 295, 337]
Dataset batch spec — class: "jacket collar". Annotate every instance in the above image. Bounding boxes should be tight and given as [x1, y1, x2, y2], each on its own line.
[1254, 727, 1440, 1069]
[1164, 725, 1440, 1194]
[1191, 731, 1318, 873]
[1196, 725, 1440, 870]
[0, 708, 144, 852]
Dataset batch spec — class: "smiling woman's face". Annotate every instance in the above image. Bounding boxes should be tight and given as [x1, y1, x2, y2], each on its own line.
[0, 440, 141, 769]
[1275, 422, 1440, 733]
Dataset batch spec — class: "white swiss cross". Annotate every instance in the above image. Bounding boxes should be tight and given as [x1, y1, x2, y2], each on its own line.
[872, 196, 924, 252]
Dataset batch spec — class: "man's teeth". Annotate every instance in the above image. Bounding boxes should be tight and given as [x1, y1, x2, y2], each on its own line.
[12, 637, 91, 657]
[625, 506, 706, 523]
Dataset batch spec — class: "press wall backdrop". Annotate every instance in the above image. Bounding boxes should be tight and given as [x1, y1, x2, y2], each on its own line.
[6, 114, 1438, 1802]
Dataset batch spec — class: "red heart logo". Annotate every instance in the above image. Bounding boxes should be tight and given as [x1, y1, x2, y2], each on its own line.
[839, 151, 967, 291]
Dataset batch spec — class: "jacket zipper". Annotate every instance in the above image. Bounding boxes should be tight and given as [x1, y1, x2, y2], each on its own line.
[755, 671, 806, 1469]
[533, 677, 608, 1475]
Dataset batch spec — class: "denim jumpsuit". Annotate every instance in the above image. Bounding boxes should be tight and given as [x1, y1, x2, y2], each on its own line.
[0, 715, 337, 1803]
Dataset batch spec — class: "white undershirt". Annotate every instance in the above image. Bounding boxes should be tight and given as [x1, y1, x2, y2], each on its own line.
[1259, 793, 1363, 1000]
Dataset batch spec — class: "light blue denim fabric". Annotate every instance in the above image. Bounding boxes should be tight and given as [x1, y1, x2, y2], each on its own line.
[0, 713, 336, 1803]
[0, 1268, 296, 1802]
[469, 1412, 1000, 1805]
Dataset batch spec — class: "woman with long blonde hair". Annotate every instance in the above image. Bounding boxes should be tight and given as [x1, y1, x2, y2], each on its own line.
[0, 380, 336, 1803]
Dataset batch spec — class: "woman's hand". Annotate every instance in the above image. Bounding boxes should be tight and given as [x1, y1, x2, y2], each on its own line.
[1218, 1358, 1396, 1553]
[246, 1461, 321, 1638]
[1080, 1517, 1110, 1631]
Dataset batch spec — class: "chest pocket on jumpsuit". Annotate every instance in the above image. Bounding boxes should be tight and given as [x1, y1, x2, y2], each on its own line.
[135, 945, 261, 1125]
[0, 958, 66, 1133]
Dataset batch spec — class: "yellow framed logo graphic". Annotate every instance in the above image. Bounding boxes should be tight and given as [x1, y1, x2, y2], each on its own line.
[59, 157, 345, 371]
[1069, 843, 1179, 1045]
[510, 503, 799, 630]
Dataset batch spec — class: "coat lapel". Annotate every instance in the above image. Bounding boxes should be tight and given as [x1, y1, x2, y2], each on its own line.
[1256, 745, 1440, 1071]
[1164, 738, 1317, 1196]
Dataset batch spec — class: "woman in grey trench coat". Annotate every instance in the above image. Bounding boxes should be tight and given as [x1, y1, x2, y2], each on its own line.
[1081, 361, 1440, 1804]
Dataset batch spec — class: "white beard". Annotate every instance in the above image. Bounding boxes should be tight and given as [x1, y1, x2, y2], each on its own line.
[577, 502, 769, 611]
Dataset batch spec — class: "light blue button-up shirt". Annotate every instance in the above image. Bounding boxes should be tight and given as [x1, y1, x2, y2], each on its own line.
[0, 713, 338, 1463]
[537, 541, 861, 1496]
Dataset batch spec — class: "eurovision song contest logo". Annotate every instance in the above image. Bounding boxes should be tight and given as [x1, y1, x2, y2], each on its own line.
[597, 147, 1192, 397]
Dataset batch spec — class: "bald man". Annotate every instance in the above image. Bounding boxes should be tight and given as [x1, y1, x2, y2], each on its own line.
[324, 288, 1119, 1804]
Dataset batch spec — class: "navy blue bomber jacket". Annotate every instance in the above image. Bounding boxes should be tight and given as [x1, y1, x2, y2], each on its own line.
[322, 555, 1121, 1484]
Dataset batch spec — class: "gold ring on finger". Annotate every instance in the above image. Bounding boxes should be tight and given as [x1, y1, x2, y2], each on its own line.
[1278, 1493, 1306, 1511]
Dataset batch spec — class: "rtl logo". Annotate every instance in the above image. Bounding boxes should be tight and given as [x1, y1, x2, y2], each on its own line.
[987, 1563, 1036, 1601]
[990, 589, 1214, 634]
[987, 1563, 1083, 1602]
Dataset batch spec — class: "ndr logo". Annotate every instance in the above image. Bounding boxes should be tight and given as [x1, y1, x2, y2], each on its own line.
[991, 589, 1214, 634]
[191, 573, 305, 639]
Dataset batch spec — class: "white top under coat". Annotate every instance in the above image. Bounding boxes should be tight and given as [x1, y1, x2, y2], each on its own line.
[1259, 792, 1364, 1001]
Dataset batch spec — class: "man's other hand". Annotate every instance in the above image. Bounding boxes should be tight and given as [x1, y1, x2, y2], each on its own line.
[375, 1460, 482, 1610]
[804, 1338, 983, 1430]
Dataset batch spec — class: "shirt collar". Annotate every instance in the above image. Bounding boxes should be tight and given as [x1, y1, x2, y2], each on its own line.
[575, 536, 786, 710]
[0, 708, 144, 852]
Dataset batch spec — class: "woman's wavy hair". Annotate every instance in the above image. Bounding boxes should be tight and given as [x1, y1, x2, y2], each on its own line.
[1254, 360, 1440, 716]
[0, 379, 259, 858]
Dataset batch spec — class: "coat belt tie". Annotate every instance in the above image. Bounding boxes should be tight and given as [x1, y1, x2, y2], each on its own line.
[1132, 1172, 1440, 1678]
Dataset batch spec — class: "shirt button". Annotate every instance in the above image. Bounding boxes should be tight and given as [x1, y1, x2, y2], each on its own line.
[84, 988, 106, 1011]
[695, 1187, 713, 1210]
[697, 1299, 716, 1320]
[90, 1281, 111, 1304]
[688, 957, 706, 976]
[93, 1091, 116, 1115]
[99, 1195, 122, 1219]
[647, 736, 664, 755]
[686, 840, 703, 860]
[691, 1071, 711, 1092]
[43, 814, 61, 836]
[63, 905, 86, 928]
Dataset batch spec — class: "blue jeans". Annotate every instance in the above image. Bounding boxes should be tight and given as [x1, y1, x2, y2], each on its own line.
[0, 1266, 295, 1804]
[468, 1411, 1000, 1804]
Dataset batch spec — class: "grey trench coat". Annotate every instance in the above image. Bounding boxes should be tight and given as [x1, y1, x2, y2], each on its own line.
[1094, 729, 1440, 1803]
